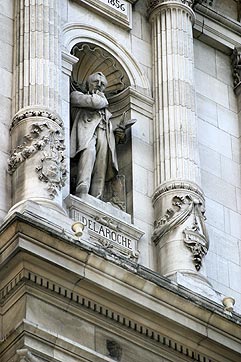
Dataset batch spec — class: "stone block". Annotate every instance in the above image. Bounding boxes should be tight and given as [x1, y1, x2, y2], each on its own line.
[0, 67, 12, 98]
[0, 13, 13, 46]
[236, 188, 241, 214]
[207, 225, 240, 265]
[228, 261, 241, 292]
[133, 163, 148, 195]
[0, 40, 12, 72]
[132, 11, 142, 39]
[132, 112, 151, 144]
[217, 105, 239, 137]
[224, 207, 231, 234]
[132, 190, 153, 225]
[198, 118, 232, 159]
[26, 296, 96, 348]
[231, 136, 240, 164]
[194, 40, 216, 77]
[195, 69, 229, 108]
[132, 138, 153, 172]
[229, 209, 241, 239]
[216, 255, 229, 286]
[205, 197, 224, 231]
[196, 93, 218, 126]
[228, 86, 238, 113]
[0, 1, 13, 19]
[0, 122, 10, 154]
[216, 50, 232, 86]
[0, 95, 11, 125]
[199, 144, 221, 178]
[220, 155, 240, 188]
[201, 170, 236, 211]
[131, 36, 152, 68]
[141, 17, 151, 43]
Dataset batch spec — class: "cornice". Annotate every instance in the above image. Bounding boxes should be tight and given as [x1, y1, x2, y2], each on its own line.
[194, 4, 241, 52]
[0, 212, 241, 362]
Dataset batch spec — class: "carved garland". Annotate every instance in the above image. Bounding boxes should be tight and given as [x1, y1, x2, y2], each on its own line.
[152, 195, 209, 270]
[8, 122, 67, 198]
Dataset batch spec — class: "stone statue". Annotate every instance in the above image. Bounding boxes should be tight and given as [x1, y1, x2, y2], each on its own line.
[70, 72, 126, 199]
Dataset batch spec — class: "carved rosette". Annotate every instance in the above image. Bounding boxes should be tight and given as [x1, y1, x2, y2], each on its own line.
[153, 192, 209, 271]
[231, 47, 241, 94]
[8, 119, 67, 199]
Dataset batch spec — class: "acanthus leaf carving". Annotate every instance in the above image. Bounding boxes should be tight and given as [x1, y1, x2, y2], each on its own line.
[148, 0, 213, 11]
[8, 122, 67, 199]
[231, 47, 241, 91]
[153, 195, 209, 271]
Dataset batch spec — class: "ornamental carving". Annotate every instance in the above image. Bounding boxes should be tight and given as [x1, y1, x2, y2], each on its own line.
[192, 0, 213, 8]
[153, 195, 209, 270]
[149, 0, 213, 11]
[95, 216, 119, 231]
[17, 349, 40, 362]
[8, 122, 67, 199]
[11, 109, 63, 130]
[231, 47, 241, 90]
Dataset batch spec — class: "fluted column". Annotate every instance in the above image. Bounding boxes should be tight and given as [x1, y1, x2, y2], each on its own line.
[8, 0, 66, 212]
[149, 0, 209, 279]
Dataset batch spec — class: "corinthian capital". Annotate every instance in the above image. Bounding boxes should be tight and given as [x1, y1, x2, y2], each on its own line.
[149, 0, 213, 11]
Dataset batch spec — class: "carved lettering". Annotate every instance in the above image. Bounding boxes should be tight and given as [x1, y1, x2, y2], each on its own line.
[80, 215, 133, 250]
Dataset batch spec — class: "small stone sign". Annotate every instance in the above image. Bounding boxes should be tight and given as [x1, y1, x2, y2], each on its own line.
[65, 194, 144, 260]
[100, 0, 128, 16]
[74, 0, 132, 29]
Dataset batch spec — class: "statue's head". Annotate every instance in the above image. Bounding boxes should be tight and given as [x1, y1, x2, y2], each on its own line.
[86, 72, 108, 93]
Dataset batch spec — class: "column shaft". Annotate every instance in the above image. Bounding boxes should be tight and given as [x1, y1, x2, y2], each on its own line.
[150, 0, 209, 278]
[8, 0, 66, 212]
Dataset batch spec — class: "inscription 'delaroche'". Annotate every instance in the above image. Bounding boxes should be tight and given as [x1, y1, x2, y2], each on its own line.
[81, 215, 133, 250]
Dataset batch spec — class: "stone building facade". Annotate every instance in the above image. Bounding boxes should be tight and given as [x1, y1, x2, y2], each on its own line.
[0, 1, 241, 362]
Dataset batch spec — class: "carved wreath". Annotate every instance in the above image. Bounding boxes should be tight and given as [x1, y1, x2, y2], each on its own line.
[8, 122, 67, 198]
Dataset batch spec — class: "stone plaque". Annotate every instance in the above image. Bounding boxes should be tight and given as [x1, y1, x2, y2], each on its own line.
[74, 0, 132, 29]
[65, 194, 143, 260]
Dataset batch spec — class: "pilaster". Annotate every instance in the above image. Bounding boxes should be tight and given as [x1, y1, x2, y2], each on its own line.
[9, 0, 66, 213]
[149, 0, 209, 279]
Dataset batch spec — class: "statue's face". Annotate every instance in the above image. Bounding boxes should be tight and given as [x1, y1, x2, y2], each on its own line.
[87, 73, 107, 93]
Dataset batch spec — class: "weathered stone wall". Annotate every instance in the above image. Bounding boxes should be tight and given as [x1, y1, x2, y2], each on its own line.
[0, 2, 13, 221]
[195, 38, 241, 312]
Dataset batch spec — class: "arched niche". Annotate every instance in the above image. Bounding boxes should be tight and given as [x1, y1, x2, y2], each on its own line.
[69, 42, 135, 214]
[62, 24, 152, 216]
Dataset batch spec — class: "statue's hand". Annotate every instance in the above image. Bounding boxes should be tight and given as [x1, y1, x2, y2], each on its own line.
[114, 127, 126, 144]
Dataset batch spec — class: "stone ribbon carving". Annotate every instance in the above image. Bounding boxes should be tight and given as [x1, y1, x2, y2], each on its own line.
[8, 122, 67, 199]
[153, 195, 209, 270]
